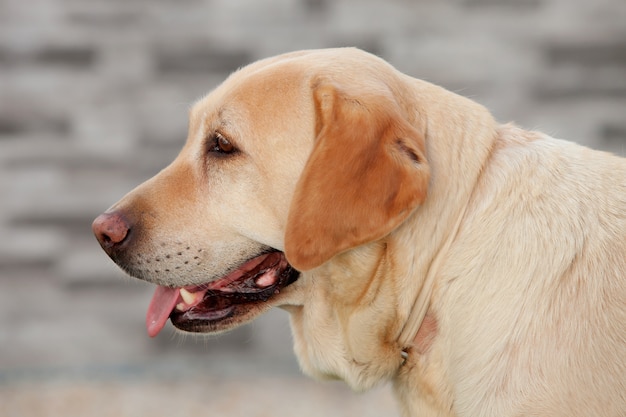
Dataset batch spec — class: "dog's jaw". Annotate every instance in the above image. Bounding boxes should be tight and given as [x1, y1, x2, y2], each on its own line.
[283, 244, 409, 392]
[145, 251, 299, 337]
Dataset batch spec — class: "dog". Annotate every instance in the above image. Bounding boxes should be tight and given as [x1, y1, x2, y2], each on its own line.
[92, 48, 626, 417]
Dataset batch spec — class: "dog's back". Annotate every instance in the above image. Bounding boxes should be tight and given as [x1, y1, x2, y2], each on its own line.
[433, 124, 626, 416]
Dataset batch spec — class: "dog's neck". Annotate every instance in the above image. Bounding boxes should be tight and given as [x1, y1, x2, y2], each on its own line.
[392, 80, 498, 360]
[394, 189, 473, 366]
[397, 193, 472, 353]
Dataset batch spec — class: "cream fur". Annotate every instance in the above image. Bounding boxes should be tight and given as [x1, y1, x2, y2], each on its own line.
[96, 48, 626, 417]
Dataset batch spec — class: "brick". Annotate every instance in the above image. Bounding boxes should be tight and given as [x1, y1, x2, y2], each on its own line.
[601, 123, 626, 147]
[302, 0, 329, 14]
[10, 213, 95, 236]
[462, 0, 542, 9]
[62, 277, 143, 292]
[0, 46, 18, 66]
[328, 38, 383, 58]
[154, 45, 253, 75]
[546, 42, 626, 68]
[0, 114, 70, 137]
[0, 258, 55, 275]
[0, 117, 24, 135]
[66, 9, 141, 28]
[0, 227, 62, 271]
[532, 69, 626, 100]
[533, 83, 626, 100]
[0, 45, 96, 69]
[33, 46, 97, 68]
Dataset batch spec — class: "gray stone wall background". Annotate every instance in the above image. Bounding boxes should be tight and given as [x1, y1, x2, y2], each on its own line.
[0, 0, 624, 416]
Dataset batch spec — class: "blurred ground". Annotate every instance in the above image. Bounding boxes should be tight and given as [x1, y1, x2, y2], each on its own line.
[0, 0, 624, 416]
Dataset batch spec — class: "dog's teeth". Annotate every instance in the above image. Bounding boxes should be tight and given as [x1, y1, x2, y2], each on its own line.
[180, 288, 196, 304]
[255, 273, 277, 288]
[175, 302, 185, 311]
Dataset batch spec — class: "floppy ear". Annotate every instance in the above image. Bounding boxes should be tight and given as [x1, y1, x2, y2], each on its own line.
[284, 82, 430, 271]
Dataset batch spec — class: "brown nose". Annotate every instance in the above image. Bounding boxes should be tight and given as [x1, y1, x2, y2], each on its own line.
[92, 211, 131, 252]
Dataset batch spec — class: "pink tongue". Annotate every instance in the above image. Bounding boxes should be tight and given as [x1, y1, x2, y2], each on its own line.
[146, 286, 180, 337]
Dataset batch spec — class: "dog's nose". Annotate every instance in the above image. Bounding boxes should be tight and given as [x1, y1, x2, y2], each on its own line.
[92, 211, 131, 252]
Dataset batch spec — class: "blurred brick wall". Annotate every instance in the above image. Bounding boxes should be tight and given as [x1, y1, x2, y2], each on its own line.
[0, 0, 625, 377]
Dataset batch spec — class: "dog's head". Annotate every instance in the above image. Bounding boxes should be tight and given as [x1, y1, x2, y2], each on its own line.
[92, 48, 430, 341]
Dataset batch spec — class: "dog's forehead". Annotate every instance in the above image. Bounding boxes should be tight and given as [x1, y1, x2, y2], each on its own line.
[184, 48, 400, 154]
[187, 48, 390, 128]
[188, 61, 315, 146]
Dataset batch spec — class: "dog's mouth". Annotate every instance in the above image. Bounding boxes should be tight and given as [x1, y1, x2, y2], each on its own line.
[146, 251, 299, 337]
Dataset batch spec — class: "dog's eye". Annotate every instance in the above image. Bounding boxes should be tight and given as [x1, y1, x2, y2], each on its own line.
[208, 133, 236, 154]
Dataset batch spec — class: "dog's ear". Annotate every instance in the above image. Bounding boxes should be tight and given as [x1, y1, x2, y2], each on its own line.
[284, 82, 430, 271]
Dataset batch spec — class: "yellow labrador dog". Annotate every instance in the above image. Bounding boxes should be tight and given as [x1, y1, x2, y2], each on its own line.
[93, 48, 626, 417]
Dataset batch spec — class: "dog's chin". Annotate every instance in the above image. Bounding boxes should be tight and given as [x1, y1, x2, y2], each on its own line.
[146, 251, 300, 337]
